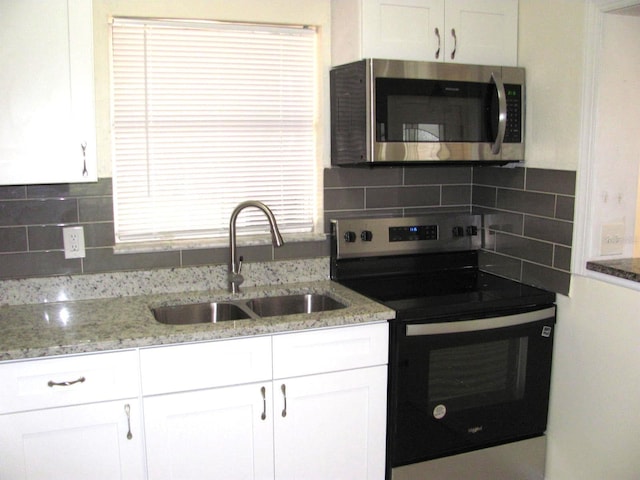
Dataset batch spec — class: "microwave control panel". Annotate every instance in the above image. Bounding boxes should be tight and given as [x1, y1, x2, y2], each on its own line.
[505, 84, 522, 143]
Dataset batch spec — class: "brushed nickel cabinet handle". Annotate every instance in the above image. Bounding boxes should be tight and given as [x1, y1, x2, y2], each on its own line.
[281, 384, 287, 418]
[261, 386, 267, 421]
[434, 27, 441, 59]
[81, 142, 88, 177]
[47, 376, 86, 387]
[451, 28, 457, 60]
[124, 404, 133, 440]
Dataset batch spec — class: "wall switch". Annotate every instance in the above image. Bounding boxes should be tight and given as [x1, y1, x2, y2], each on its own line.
[600, 223, 625, 256]
[63, 226, 86, 259]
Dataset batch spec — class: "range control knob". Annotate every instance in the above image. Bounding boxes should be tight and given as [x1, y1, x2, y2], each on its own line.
[452, 226, 465, 237]
[466, 225, 478, 236]
[360, 230, 373, 242]
[344, 231, 357, 243]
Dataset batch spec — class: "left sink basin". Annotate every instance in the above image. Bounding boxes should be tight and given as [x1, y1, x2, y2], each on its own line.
[152, 302, 252, 325]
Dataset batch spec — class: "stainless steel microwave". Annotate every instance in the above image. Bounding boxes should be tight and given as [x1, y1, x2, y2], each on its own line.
[330, 59, 525, 165]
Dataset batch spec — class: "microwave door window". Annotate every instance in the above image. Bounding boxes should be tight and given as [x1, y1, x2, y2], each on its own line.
[376, 78, 494, 143]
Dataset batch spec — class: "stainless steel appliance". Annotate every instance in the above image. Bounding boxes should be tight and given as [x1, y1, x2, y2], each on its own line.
[330, 214, 555, 480]
[330, 59, 525, 165]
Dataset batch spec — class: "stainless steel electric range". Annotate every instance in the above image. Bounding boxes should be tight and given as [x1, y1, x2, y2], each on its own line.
[330, 214, 556, 480]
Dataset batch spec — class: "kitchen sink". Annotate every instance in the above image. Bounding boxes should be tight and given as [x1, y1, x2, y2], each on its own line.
[152, 302, 252, 325]
[152, 293, 348, 325]
[245, 293, 347, 317]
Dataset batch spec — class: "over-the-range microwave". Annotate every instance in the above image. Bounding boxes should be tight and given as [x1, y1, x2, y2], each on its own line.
[330, 58, 525, 165]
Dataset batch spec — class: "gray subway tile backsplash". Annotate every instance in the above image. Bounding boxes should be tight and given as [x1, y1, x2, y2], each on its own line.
[473, 166, 576, 295]
[0, 227, 27, 253]
[496, 189, 557, 217]
[365, 185, 441, 209]
[525, 168, 576, 195]
[0, 166, 576, 296]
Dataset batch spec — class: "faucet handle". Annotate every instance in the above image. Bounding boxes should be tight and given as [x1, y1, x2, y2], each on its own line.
[237, 255, 243, 275]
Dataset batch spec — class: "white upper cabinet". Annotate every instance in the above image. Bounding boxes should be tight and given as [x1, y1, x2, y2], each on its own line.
[0, 0, 97, 185]
[332, 0, 518, 66]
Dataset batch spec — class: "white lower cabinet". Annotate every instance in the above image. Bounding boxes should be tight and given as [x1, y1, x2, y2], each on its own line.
[0, 323, 389, 480]
[141, 323, 389, 480]
[0, 350, 145, 480]
[0, 400, 145, 480]
[143, 382, 275, 480]
[273, 366, 387, 480]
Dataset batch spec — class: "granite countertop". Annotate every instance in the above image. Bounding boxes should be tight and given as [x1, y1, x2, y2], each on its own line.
[0, 280, 394, 362]
[586, 258, 640, 282]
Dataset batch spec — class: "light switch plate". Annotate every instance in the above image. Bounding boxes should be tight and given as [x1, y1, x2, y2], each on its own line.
[600, 223, 624, 256]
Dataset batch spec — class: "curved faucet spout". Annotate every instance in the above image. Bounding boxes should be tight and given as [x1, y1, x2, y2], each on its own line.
[229, 201, 284, 293]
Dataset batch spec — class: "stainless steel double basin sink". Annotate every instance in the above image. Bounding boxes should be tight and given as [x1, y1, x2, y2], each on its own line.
[152, 293, 347, 325]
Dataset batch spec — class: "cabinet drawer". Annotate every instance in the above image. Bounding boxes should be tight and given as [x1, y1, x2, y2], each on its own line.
[140, 336, 272, 396]
[0, 350, 140, 414]
[272, 322, 389, 379]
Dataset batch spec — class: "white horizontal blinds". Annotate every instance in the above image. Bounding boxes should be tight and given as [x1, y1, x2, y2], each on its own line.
[111, 18, 317, 243]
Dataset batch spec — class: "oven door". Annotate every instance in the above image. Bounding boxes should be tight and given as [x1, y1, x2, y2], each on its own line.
[388, 305, 555, 468]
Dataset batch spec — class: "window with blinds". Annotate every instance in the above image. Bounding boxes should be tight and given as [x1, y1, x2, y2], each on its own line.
[110, 18, 318, 245]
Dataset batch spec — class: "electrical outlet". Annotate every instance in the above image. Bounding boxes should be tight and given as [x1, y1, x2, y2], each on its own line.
[63, 226, 86, 259]
[600, 223, 624, 256]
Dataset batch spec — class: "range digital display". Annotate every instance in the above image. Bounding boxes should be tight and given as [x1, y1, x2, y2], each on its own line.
[389, 225, 438, 242]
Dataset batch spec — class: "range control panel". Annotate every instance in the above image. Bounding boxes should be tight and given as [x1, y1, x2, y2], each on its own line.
[331, 214, 482, 259]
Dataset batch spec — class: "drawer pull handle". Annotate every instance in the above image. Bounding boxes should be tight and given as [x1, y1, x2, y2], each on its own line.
[124, 404, 133, 440]
[281, 384, 287, 418]
[47, 376, 86, 387]
[261, 386, 267, 420]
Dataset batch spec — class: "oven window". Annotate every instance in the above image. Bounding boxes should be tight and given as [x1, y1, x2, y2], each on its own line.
[428, 337, 528, 411]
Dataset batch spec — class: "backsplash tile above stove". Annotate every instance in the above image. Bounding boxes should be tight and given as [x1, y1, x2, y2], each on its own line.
[473, 167, 575, 295]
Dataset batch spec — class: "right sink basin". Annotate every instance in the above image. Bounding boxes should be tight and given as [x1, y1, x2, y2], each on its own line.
[245, 293, 347, 317]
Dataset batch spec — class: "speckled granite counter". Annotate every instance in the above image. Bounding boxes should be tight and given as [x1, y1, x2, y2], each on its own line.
[0, 280, 394, 361]
[586, 258, 640, 283]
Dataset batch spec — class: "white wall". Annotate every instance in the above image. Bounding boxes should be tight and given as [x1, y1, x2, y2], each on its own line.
[547, 276, 640, 479]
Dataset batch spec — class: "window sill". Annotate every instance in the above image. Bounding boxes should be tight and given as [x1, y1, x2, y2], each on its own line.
[113, 232, 328, 255]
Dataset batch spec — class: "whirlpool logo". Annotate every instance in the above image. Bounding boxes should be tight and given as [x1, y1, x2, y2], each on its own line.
[468, 426, 484, 434]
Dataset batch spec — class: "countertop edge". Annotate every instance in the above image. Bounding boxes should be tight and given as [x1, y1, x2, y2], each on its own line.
[586, 258, 640, 283]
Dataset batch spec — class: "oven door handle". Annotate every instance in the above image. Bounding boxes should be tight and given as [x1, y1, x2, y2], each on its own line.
[405, 307, 555, 336]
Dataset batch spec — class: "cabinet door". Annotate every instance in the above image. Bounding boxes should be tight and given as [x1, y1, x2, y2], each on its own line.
[444, 0, 518, 66]
[0, 399, 145, 480]
[144, 382, 275, 480]
[362, 0, 445, 62]
[0, 0, 97, 185]
[273, 366, 387, 480]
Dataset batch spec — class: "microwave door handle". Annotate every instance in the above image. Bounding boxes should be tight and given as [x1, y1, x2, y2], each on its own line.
[491, 71, 507, 155]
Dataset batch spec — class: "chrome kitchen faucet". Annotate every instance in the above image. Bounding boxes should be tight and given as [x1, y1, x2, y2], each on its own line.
[228, 201, 284, 294]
